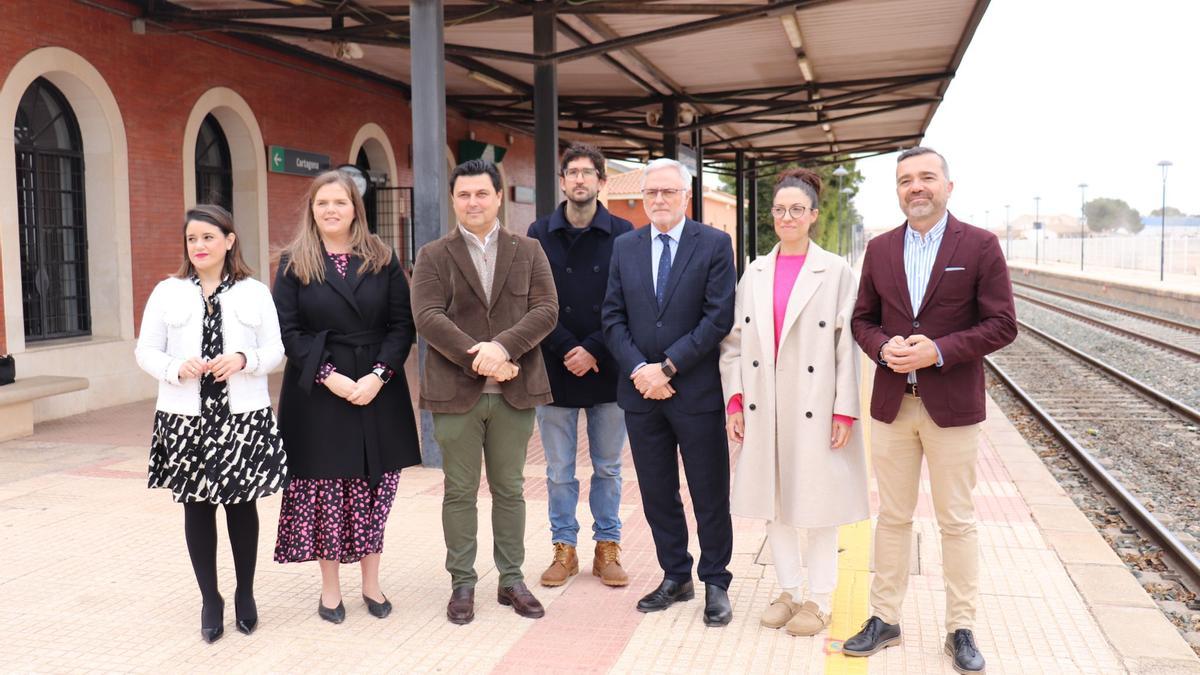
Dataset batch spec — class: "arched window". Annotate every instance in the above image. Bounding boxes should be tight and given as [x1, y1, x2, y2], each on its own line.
[195, 113, 232, 210]
[14, 77, 90, 341]
[355, 146, 380, 234]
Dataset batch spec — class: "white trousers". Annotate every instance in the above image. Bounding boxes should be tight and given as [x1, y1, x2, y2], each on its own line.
[767, 522, 839, 595]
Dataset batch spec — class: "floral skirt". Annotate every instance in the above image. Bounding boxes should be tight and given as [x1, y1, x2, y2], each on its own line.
[273, 470, 401, 564]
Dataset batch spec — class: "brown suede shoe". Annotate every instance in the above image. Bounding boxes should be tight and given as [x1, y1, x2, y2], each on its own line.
[592, 540, 629, 587]
[539, 542, 579, 587]
[447, 586, 475, 625]
[498, 581, 546, 618]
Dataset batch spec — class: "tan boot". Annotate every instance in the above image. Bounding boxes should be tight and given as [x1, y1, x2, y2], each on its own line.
[592, 541, 629, 587]
[785, 600, 830, 637]
[760, 592, 801, 629]
[539, 543, 579, 587]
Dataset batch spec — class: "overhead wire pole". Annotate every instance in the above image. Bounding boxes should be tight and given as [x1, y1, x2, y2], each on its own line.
[692, 126, 704, 223]
[533, 2, 559, 218]
[747, 157, 758, 262]
[411, 0, 447, 468]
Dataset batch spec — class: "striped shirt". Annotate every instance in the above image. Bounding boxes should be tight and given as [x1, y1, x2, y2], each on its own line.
[903, 211, 948, 383]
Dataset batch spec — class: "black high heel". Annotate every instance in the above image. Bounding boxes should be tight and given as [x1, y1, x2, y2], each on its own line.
[234, 588, 258, 635]
[363, 593, 392, 619]
[201, 596, 225, 643]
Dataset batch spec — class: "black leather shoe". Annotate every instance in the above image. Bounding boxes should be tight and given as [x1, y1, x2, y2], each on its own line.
[842, 616, 902, 656]
[234, 588, 257, 635]
[703, 584, 733, 626]
[945, 629, 986, 673]
[200, 596, 224, 644]
[317, 598, 345, 624]
[363, 593, 392, 619]
[447, 586, 475, 625]
[636, 579, 695, 613]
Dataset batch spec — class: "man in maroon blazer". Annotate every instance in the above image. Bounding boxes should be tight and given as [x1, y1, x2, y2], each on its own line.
[844, 147, 1016, 674]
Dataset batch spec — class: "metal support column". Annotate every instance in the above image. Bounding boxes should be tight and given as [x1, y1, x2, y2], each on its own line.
[691, 127, 704, 223]
[734, 150, 745, 276]
[533, 3, 558, 217]
[411, 0, 447, 467]
[661, 99, 679, 160]
[747, 158, 758, 261]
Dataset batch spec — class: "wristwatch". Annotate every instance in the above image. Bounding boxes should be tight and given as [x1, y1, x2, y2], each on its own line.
[660, 360, 677, 378]
[372, 366, 392, 384]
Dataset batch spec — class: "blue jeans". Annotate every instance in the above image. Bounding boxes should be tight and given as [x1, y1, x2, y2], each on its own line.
[535, 402, 627, 546]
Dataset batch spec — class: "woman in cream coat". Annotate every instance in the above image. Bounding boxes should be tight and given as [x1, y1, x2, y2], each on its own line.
[720, 168, 868, 637]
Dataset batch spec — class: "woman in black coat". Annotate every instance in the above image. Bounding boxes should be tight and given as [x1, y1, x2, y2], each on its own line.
[272, 170, 420, 624]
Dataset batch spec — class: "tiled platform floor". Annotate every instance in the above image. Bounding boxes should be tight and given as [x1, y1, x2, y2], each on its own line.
[2, 379, 1197, 673]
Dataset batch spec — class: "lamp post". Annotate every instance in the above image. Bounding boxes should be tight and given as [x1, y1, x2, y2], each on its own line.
[1078, 183, 1087, 271]
[840, 186, 853, 259]
[1004, 204, 1011, 260]
[1158, 160, 1172, 282]
[832, 165, 849, 256]
[1034, 196, 1041, 265]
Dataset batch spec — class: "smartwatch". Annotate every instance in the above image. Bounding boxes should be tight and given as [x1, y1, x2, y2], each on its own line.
[372, 366, 392, 384]
[660, 360, 676, 378]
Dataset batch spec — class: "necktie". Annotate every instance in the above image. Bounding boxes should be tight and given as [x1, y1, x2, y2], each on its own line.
[656, 233, 672, 306]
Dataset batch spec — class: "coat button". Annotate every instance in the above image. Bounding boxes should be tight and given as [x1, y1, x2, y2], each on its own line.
[819, 320, 826, 327]
[564, 306, 572, 313]
[593, 265, 601, 272]
[592, 305, 599, 312]
[913, 320, 920, 328]
[752, 360, 759, 367]
[748, 403, 756, 411]
[805, 411, 813, 418]
[745, 316, 751, 323]
[656, 321, 663, 327]
[566, 267, 573, 274]
[807, 365, 814, 373]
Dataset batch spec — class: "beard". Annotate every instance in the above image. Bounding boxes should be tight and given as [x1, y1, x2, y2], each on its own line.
[566, 189, 597, 207]
[903, 198, 938, 220]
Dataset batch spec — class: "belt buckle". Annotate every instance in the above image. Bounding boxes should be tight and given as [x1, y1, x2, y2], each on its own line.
[910, 383, 920, 398]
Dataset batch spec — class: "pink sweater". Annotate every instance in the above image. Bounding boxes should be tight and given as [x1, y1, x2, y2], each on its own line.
[728, 253, 854, 427]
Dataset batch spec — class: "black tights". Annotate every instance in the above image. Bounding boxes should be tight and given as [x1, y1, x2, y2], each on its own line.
[183, 501, 259, 621]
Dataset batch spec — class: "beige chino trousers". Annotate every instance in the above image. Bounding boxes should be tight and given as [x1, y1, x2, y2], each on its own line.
[870, 394, 981, 632]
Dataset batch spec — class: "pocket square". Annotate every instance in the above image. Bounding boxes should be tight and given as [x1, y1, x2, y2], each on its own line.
[945, 266, 966, 272]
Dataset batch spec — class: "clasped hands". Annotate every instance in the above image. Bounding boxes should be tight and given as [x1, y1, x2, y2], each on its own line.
[881, 334, 939, 374]
[323, 370, 384, 406]
[632, 362, 674, 400]
[468, 341, 519, 382]
[178, 353, 245, 382]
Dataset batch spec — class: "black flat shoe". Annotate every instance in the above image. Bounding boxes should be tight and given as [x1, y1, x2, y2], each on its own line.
[318, 598, 345, 624]
[201, 596, 224, 644]
[234, 588, 258, 635]
[636, 579, 694, 613]
[843, 616, 902, 657]
[363, 593, 392, 619]
[703, 584, 733, 627]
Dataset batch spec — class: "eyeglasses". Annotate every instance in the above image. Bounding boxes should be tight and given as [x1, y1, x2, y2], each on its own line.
[642, 188, 685, 200]
[770, 205, 813, 219]
[563, 168, 599, 179]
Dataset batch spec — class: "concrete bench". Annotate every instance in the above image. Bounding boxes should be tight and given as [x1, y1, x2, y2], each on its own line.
[0, 376, 89, 441]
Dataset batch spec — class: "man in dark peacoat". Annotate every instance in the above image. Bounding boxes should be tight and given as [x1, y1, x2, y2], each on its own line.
[601, 158, 736, 627]
[844, 147, 1016, 674]
[411, 159, 558, 625]
[526, 144, 635, 589]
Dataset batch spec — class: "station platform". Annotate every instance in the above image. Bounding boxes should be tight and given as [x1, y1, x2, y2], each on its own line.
[2, 372, 1199, 674]
[1006, 260, 1200, 321]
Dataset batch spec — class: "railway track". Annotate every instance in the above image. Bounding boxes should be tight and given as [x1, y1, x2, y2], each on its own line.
[986, 320, 1200, 596]
[1011, 282, 1200, 360]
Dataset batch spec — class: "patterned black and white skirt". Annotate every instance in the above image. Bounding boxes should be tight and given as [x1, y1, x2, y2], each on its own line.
[149, 390, 288, 504]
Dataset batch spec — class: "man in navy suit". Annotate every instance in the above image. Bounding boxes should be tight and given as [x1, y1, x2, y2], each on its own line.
[601, 158, 736, 626]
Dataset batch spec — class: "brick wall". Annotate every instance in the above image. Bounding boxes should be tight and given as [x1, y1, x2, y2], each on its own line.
[1, 0, 539, 336]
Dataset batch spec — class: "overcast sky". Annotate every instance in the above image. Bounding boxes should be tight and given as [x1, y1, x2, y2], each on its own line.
[854, 0, 1197, 230]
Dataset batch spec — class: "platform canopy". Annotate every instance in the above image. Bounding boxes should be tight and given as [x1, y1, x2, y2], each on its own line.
[136, 0, 988, 172]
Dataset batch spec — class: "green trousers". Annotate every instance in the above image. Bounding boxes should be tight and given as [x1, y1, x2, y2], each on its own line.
[434, 394, 536, 589]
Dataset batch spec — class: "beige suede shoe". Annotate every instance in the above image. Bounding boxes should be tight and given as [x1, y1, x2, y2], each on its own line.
[785, 600, 830, 636]
[760, 592, 801, 629]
